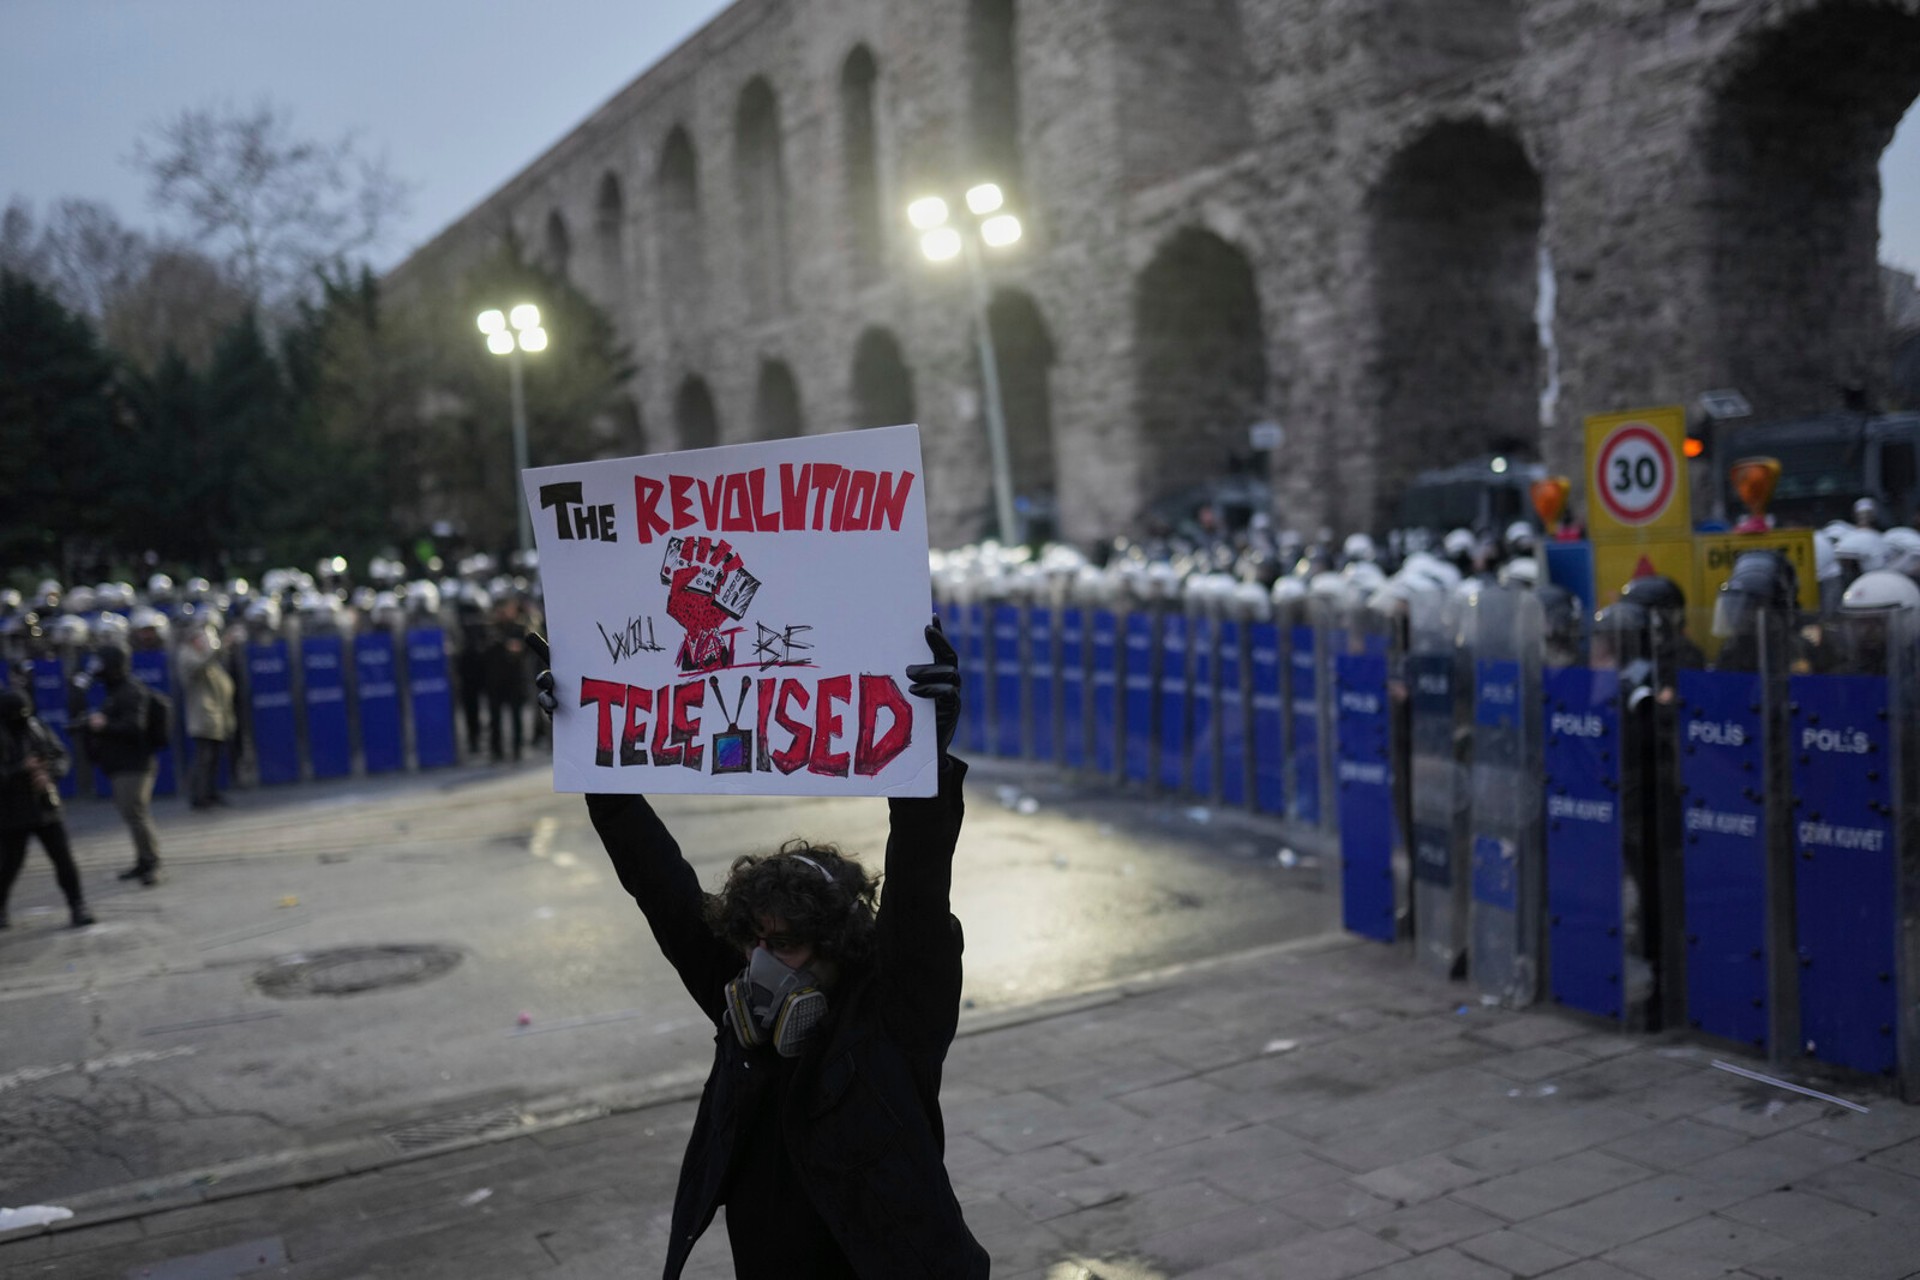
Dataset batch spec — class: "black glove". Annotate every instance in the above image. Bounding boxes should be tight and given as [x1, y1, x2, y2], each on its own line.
[905, 618, 961, 761]
[526, 631, 557, 716]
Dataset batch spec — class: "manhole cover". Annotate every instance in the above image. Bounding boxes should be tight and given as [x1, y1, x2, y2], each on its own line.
[254, 945, 463, 998]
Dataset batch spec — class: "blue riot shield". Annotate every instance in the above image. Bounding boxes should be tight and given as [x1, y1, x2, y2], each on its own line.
[1157, 612, 1189, 792]
[1543, 666, 1629, 1020]
[1288, 621, 1320, 824]
[248, 640, 300, 785]
[961, 601, 988, 754]
[355, 631, 404, 775]
[1249, 620, 1285, 814]
[1788, 616, 1912, 1084]
[1059, 605, 1087, 769]
[1217, 613, 1248, 808]
[1190, 610, 1217, 799]
[29, 659, 77, 799]
[1028, 602, 1056, 762]
[1676, 665, 1772, 1050]
[1337, 649, 1396, 941]
[301, 633, 351, 779]
[406, 628, 458, 769]
[1090, 608, 1119, 777]
[130, 649, 179, 797]
[1122, 610, 1155, 784]
[990, 601, 1023, 758]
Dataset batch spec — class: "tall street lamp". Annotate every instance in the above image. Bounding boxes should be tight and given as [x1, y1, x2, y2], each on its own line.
[476, 303, 549, 557]
[908, 184, 1024, 545]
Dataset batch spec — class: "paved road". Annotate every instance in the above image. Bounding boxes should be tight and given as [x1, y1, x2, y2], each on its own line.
[0, 756, 1335, 1207]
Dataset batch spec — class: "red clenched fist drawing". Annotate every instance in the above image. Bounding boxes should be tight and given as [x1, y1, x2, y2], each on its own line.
[661, 535, 762, 672]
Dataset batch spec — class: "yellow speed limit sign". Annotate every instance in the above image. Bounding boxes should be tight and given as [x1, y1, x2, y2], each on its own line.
[1585, 405, 1691, 541]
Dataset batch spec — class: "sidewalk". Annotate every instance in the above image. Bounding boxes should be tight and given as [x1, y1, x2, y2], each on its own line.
[6, 924, 1920, 1280]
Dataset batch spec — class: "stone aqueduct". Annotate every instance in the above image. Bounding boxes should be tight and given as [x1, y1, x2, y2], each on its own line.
[388, 0, 1920, 546]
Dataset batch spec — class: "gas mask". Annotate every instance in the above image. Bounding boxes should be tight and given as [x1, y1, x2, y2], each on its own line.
[724, 943, 828, 1057]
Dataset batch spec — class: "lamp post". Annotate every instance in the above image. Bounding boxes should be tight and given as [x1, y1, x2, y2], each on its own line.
[908, 185, 1024, 545]
[476, 304, 549, 557]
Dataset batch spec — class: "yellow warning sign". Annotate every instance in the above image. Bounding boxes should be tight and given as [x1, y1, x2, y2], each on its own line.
[1593, 539, 1695, 610]
[1693, 529, 1820, 614]
[1585, 405, 1691, 542]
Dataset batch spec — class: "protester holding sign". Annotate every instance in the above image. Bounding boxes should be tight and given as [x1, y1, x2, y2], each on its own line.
[529, 623, 985, 1279]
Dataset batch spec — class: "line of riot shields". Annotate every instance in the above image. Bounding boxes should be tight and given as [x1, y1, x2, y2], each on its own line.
[14, 604, 464, 800]
[934, 549, 1920, 1099]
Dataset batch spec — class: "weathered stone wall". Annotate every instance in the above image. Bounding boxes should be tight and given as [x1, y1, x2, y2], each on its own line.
[388, 0, 1920, 546]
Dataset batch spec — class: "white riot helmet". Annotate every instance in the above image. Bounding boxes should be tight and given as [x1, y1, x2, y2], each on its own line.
[1504, 521, 1537, 555]
[48, 614, 90, 647]
[1881, 526, 1920, 578]
[1271, 575, 1308, 606]
[1341, 532, 1377, 565]
[1840, 570, 1920, 616]
[34, 579, 61, 611]
[67, 585, 98, 615]
[406, 580, 442, 617]
[93, 611, 130, 642]
[1499, 557, 1541, 589]
[147, 573, 175, 601]
[1834, 527, 1889, 585]
[129, 606, 168, 637]
[1344, 561, 1387, 593]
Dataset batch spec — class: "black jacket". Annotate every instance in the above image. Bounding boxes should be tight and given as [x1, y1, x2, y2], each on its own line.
[586, 759, 988, 1280]
[0, 715, 70, 831]
[87, 676, 152, 775]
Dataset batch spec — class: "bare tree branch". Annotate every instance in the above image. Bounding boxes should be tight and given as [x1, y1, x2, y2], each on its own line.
[133, 100, 410, 314]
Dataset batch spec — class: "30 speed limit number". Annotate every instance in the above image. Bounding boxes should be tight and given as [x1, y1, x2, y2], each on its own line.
[1592, 424, 1676, 527]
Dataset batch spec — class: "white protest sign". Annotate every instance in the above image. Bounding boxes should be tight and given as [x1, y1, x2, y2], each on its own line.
[521, 424, 938, 797]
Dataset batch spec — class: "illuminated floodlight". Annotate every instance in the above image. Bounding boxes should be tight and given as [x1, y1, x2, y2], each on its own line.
[487, 330, 516, 355]
[921, 227, 963, 262]
[509, 303, 541, 332]
[1491, 456, 1509, 474]
[907, 196, 950, 230]
[965, 183, 1004, 215]
[979, 214, 1022, 248]
[477, 309, 506, 335]
[519, 326, 549, 353]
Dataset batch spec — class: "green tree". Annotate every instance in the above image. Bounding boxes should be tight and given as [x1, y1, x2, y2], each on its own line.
[0, 270, 129, 575]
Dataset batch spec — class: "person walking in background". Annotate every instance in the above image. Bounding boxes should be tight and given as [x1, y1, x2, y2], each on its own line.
[85, 644, 163, 886]
[178, 623, 234, 809]
[0, 688, 92, 929]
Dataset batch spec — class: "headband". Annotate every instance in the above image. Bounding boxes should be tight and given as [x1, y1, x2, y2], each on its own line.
[789, 854, 834, 883]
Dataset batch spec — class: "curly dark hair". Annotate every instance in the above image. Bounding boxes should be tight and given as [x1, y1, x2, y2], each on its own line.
[703, 840, 881, 965]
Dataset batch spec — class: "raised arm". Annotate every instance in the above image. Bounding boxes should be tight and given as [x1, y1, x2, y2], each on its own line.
[874, 620, 968, 1054]
[529, 633, 740, 1021]
[585, 791, 741, 1021]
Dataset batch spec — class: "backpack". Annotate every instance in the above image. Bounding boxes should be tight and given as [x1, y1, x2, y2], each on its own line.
[144, 686, 173, 752]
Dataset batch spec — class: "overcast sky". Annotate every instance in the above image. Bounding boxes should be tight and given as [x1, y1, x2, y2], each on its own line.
[3, 0, 1918, 274]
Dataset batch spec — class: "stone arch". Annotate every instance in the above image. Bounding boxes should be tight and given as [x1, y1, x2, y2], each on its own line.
[841, 45, 884, 283]
[595, 171, 627, 290]
[967, 0, 1022, 191]
[1702, 3, 1920, 416]
[754, 359, 806, 439]
[545, 209, 572, 277]
[656, 125, 704, 327]
[674, 375, 720, 450]
[1367, 118, 1542, 530]
[1132, 227, 1268, 513]
[735, 77, 791, 316]
[977, 289, 1057, 530]
[850, 327, 916, 428]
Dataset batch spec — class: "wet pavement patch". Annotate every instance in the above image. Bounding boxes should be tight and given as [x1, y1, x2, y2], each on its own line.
[254, 945, 463, 998]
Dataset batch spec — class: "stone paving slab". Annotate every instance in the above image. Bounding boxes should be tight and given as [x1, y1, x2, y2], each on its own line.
[6, 932, 1920, 1279]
